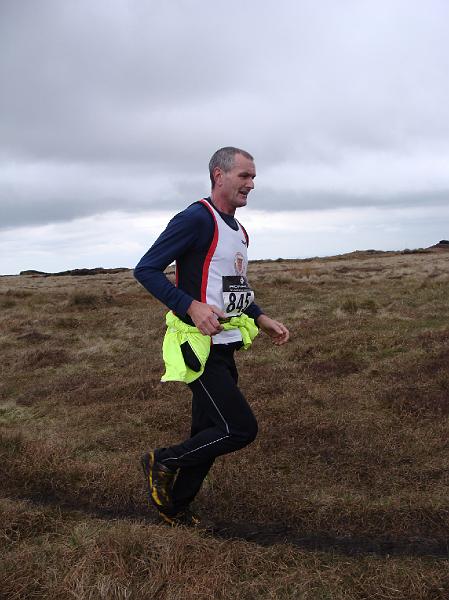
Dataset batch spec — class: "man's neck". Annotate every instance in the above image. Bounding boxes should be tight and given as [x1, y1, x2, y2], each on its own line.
[210, 191, 235, 216]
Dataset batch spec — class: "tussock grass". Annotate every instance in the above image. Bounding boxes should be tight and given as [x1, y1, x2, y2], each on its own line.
[0, 299, 17, 309]
[69, 291, 101, 307]
[1, 253, 449, 599]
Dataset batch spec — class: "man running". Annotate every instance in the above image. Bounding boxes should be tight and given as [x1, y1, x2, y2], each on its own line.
[134, 147, 289, 526]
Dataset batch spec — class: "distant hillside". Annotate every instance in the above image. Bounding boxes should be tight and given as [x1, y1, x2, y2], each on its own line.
[14, 241, 448, 277]
[19, 267, 131, 277]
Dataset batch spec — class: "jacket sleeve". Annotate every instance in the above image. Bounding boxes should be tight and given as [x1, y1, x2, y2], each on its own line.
[244, 301, 263, 323]
[134, 205, 211, 316]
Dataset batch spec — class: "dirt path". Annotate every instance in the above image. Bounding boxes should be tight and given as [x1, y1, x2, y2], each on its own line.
[13, 494, 449, 559]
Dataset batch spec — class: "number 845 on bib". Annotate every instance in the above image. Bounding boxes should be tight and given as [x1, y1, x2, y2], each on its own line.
[222, 276, 255, 316]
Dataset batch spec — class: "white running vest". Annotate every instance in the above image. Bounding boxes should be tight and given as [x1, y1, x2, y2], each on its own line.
[200, 200, 255, 345]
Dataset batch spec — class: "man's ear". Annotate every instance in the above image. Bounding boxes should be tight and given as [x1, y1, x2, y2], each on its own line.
[213, 167, 223, 187]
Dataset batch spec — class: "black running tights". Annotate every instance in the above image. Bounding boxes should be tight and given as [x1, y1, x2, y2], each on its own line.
[157, 342, 258, 512]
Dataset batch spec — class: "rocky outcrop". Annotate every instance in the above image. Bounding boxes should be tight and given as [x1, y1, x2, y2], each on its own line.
[431, 240, 449, 250]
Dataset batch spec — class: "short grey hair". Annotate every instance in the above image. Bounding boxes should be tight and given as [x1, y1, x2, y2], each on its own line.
[209, 146, 254, 188]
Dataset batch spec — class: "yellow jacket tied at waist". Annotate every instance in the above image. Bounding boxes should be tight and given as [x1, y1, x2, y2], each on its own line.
[161, 312, 259, 384]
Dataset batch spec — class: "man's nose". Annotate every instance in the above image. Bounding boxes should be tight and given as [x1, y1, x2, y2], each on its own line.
[248, 178, 255, 189]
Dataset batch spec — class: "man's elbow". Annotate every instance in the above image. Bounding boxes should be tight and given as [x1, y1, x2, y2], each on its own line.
[133, 266, 142, 281]
[133, 264, 161, 293]
[133, 264, 148, 284]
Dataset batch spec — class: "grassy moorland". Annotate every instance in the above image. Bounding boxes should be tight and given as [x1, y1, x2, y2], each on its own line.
[0, 249, 448, 600]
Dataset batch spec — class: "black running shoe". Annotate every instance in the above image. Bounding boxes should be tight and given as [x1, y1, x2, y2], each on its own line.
[141, 451, 176, 512]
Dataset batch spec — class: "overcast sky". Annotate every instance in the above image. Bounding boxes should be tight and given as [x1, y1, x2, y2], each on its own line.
[1, 0, 449, 274]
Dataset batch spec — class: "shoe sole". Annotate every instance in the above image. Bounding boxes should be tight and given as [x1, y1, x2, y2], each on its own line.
[158, 511, 201, 528]
[159, 511, 178, 527]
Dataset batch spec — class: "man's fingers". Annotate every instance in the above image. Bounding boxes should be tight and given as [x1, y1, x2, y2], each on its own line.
[271, 321, 290, 345]
[210, 304, 226, 320]
[198, 312, 223, 336]
[188, 300, 225, 335]
[271, 321, 287, 335]
[199, 322, 222, 336]
[207, 309, 224, 334]
[198, 324, 221, 336]
[208, 317, 223, 335]
[279, 325, 289, 338]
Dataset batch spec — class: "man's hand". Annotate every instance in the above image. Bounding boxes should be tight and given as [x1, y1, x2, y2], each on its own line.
[256, 314, 290, 345]
[187, 300, 226, 336]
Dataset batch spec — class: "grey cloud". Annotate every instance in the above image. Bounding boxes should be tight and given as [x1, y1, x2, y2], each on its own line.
[253, 188, 449, 213]
[1, 0, 449, 232]
[0, 158, 208, 229]
[0, 2, 252, 165]
[1, 195, 121, 230]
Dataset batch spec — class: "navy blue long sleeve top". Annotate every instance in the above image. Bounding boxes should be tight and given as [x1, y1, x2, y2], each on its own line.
[134, 198, 263, 323]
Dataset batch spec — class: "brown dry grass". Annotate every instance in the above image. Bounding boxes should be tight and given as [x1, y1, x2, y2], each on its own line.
[1, 250, 448, 599]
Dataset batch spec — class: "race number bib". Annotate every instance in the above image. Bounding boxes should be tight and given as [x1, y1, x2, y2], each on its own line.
[222, 276, 255, 317]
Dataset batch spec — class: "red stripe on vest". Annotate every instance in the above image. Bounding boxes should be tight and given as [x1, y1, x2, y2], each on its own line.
[199, 199, 218, 303]
[239, 221, 249, 247]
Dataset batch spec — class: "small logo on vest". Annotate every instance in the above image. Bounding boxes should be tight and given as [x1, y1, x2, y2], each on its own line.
[234, 252, 246, 276]
[241, 239, 247, 247]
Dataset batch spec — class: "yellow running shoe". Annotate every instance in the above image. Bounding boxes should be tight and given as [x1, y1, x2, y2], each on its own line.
[141, 451, 176, 512]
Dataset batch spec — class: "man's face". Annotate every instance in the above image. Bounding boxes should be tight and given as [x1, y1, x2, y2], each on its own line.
[215, 153, 256, 211]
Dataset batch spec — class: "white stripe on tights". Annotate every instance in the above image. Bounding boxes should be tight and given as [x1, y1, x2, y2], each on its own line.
[162, 379, 230, 463]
